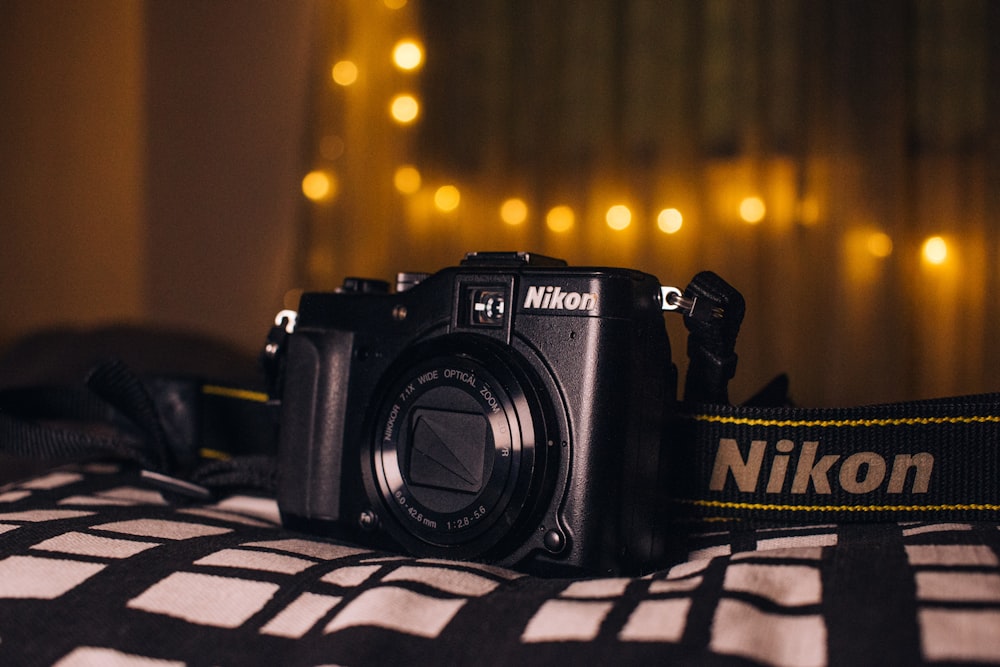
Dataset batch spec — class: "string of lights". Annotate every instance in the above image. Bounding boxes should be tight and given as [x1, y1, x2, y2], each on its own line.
[301, 0, 957, 281]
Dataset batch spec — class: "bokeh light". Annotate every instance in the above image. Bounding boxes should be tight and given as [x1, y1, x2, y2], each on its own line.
[393, 40, 424, 71]
[546, 205, 575, 233]
[500, 198, 528, 225]
[605, 204, 632, 231]
[434, 184, 460, 212]
[331, 60, 358, 86]
[866, 231, 894, 258]
[739, 196, 766, 224]
[301, 170, 336, 202]
[390, 94, 420, 124]
[393, 165, 421, 194]
[922, 236, 948, 265]
[657, 208, 683, 234]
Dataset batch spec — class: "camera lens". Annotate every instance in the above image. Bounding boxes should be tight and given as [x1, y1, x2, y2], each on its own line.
[365, 336, 557, 559]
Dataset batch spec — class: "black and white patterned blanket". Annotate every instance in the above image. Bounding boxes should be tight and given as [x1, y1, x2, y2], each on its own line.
[0, 464, 997, 666]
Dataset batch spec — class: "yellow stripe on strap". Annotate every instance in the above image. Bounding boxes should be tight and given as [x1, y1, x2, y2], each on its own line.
[673, 498, 1000, 513]
[684, 413, 1000, 429]
[198, 448, 232, 461]
[202, 384, 270, 403]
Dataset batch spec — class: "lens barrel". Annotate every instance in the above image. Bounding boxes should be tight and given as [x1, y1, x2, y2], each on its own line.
[366, 336, 554, 559]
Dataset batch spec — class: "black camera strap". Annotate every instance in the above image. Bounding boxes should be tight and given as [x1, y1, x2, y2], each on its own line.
[666, 396, 1000, 524]
[664, 272, 1000, 525]
[0, 360, 280, 499]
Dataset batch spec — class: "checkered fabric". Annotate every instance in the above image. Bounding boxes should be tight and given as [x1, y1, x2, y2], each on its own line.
[0, 464, 998, 666]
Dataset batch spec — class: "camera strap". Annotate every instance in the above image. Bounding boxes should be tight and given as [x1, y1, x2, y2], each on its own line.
[0, 360, 279, 499]
[666, 395, 1000, 524]
[664, 272, 1000, 525]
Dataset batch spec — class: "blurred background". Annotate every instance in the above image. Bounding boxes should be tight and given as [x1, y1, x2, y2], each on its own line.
[1, 0, 997, 407]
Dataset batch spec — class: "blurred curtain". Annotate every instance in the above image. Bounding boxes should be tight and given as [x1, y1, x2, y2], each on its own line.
[302, 0, 998, 406]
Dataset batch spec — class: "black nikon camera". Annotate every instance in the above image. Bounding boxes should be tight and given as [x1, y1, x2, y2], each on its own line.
[275, 252, 678, 574]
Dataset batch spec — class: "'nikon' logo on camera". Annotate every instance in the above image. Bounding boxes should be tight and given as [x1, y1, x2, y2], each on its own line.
[522, 285, 597, 311]
[709, 438, 934, 495]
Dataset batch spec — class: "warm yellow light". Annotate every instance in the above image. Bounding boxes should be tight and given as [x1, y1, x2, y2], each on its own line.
[383, 0, 407, 8]
[393, 165, 421, 194]
[657, 208, 683, 234]
[301, 170, 336, 201]
[739, 196, 766, 224]
[605, 204, 632, 231]
[546, 206, 575, 233]
[390, 94, 420, 124]
[922, 236, 948, 265]
[434, 185, 460, 212]
[331, 60, 358, 86]
[393, 40, 424, 71]
[500, 198, 528, 225]
[866, 232, 893, 258]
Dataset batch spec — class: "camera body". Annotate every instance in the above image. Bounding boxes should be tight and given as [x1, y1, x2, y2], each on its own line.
[276, 252, 676, 574]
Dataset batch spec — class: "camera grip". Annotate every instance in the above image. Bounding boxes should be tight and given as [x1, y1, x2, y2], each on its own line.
[277, 331, 354, 522]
